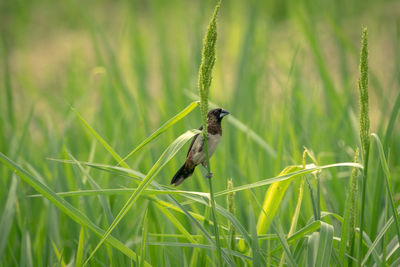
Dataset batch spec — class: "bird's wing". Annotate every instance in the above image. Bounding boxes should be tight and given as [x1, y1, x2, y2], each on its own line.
[187, 125, 203, 157]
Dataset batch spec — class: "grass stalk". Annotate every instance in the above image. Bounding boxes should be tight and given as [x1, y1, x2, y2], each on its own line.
[357, 27, 370, 266]
[339, 149, 359, 266]
[197, 1, 222, 266]
[227, 179, 236, 251]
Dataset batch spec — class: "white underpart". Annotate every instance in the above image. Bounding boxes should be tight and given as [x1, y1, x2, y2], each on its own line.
[191, 133, 221, 164]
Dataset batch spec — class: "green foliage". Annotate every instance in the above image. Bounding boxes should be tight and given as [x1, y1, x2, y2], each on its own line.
[0, 152, 150, 266]
[1, 1, 399, 266]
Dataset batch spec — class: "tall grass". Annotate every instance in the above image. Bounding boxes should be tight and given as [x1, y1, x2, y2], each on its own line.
[1, 0, 399, 266]
[357, 27, 371, 266]
[197, 1, 223, 266]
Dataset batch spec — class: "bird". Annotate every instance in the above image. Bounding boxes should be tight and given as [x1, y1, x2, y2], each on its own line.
[170, 108, 230, 186]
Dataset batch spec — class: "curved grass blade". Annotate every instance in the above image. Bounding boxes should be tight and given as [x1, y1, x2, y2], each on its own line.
[361, 134, 400, 265]
[47, 159, 146, 181]
[384, 235, 400, 262]
[118, 101, 199, 166]
[83, 130, 199, 265]
[371, 133, 400, 244]
[0, 152, 150, 266]
[155, 204, 197, 244]
[275, 219, 297, 267]
[216, 162, 362, 197]
[250, 189, 297, 266]
[72, 108, 125, 166]
[268, 221, 323, 256]
[307, 222, 334, 266]
[157, 193, 234, 265]
[67, 152, 115, 226]
[147, 242, 251, 262]
[49, 161, 362, 199]
[51, 240, 66, 267]
[29, 188, 210, 198]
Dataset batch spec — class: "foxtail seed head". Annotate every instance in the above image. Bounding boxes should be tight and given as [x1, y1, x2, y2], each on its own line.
[198, 1, 220, 133]
[358, 27, 370, 156]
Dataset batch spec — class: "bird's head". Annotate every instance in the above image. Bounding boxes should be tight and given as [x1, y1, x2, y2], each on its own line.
[207, 108, 230, 123]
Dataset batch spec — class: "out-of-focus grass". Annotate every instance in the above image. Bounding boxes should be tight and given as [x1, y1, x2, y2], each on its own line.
[1, 0, 400, 265]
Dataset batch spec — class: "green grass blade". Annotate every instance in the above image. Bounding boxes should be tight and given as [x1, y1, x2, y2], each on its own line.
[268, 221, 323, 256]
[1, 38, 15, 129]
[279, 178, 305, 266]
[0, 174, 18, 259]
[47, 159, 146, 181]
[371, 134, 400, 248]
[51, 240, 66, 267]
[20, 231, 33, 267]
[158, 195, 234, 266]
[383, 235, 399, 263]
[83, 130, 199, 265]
[76, 226, 85, 267]
[72, 108, 125, 166]
[0, 152, 150, 266]
[156, 204, 197, 244]
[140, 208, 148, 267]
[249, 190, 296, 266]
[274, 219, 297, 267]
[256, 165, 303, 239]
[118, 101, 199, 165]
[307, 222, 334, 267]
[248, 204, 261, 266]
[288, 221, 321, 243]
[68, 151, 115, 226]
[371, 87, 400, 240]
[29, 188, 210, 198]
[47, 161, 361, 202]
[147, 242, 251, 261]
[216, 162, 362, 197]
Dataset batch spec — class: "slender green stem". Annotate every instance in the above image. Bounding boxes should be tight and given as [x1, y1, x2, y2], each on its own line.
[203, 132, 223, 267]
[357, 148, 369, 266]
[208, 177, 223, 267]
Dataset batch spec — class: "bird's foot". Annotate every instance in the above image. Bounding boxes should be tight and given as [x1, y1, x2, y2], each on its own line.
[205, 172, 213, 179]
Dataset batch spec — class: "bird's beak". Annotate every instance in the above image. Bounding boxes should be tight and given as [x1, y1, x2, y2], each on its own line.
[219, 109, 230, 119]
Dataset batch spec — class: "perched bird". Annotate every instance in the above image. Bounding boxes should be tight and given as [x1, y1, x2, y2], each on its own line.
[171, 108, 230, 186]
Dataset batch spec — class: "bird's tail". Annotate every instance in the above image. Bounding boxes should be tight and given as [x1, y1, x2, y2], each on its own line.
[171, 163, 195, 186]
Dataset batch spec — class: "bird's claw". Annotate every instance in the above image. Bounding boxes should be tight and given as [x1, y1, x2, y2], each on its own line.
[205, 172, 213, 179]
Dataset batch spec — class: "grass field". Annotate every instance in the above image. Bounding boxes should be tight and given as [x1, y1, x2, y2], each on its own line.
[1, 0, 400, 266]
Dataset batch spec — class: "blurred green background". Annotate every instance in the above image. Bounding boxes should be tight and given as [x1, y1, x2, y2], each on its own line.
[1, 0, 400, 265]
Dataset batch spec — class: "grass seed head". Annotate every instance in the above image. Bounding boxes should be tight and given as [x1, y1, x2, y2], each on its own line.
[358, 27, 370, 157]
[198, 1, 220, 132]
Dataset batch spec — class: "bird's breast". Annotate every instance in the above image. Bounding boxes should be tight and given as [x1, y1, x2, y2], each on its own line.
[189, 133, 221, 164]
[207, 133, 221, 156]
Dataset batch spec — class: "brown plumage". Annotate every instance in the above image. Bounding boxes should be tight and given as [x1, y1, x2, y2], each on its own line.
[170, 108, 229, 186]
